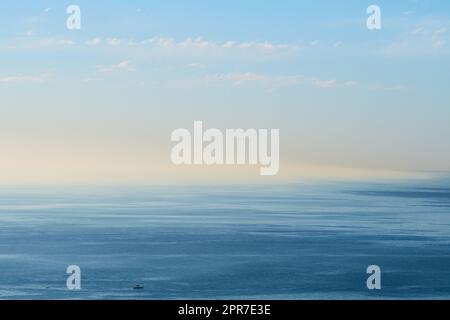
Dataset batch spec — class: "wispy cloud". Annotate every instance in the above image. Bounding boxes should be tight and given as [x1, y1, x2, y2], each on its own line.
[207, 72, 273, 86]
[206, 72, 352, 89]
[106, 38, 122, 46]
[0, 73, 49, 84]
[313, 79, 337, 88]
[96, 36, 302, 53]
[186, 62, 204, 69]
[86, 37, 102, 46]
[6, 37, 76, 50]
[379, 20, 449, 57]
[96, 60, 136, 73]
[19, 30, 34, 37]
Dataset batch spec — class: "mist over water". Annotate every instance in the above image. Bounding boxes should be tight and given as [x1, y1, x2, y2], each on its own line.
[0, 180, 449, 300]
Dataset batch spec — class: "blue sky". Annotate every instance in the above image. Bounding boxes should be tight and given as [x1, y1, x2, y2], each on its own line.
[0, 0, 449, 184]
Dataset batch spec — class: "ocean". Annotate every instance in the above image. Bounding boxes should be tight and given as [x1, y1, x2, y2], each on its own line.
[0, 180, 449, 300]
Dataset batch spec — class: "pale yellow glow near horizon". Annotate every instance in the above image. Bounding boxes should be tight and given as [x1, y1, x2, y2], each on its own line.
[0, 142, 430, 185]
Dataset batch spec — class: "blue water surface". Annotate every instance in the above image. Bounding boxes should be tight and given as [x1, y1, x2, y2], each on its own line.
[0, 180, 449, 300]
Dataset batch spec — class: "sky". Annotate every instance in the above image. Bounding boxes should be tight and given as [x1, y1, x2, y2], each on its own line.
[0, 0, 449, 184]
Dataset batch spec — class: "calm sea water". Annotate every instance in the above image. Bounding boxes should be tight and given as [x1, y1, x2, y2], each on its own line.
[0, 181, 449, 300]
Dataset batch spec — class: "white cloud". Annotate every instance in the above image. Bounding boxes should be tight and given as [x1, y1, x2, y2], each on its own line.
[222, 41, 235, 48]
[380, 34, 448, 56]
[56, 39, 75, 46]
[435, 39, 447, 48]
[236, 41, 293, 51]
[4, 34, 305, 58]
[140, 37, 175, 48]
[207, 72, 271, 86]
[1, 37, 76, 50]
[96, 60, 136, 73]
[411, 27, 425, 35]
[186, 62, 204, 69]
[343, 81, 358, 87]
[313, 79, 337, 88]
[86, 37, 102, 46]
[113, 60, 135, 71]
[19, 30, 34, 37]
[35, 38, 75, 47]
[0, 73, 49, 84]
[179, 37, 216, 49]
[106, 38, 122, 46]
[380, 20, 449, 57]
[103, 36, 300, 53]
[206, 72, 349, 89]
[435, 28, 447, 35]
